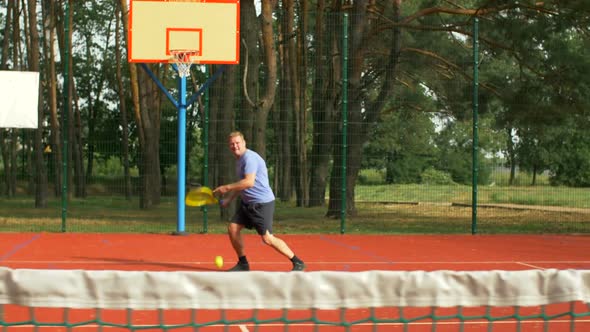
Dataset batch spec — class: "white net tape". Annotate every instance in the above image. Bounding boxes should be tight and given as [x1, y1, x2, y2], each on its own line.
[0, 267, 589, 310]
[170, 50, 198, 78]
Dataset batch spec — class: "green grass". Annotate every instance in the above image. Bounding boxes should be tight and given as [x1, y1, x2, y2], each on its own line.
[355, 184, 590, 208]
[489, 169, 551, 186]
[1, 183, 589, 234]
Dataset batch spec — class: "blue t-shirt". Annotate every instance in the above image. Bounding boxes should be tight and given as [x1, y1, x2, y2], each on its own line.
[236, 150, 275, 204]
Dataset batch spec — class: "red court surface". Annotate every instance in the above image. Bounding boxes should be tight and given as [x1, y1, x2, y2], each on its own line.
[0, 233, 589, 271]
[0, 233, 589, 331]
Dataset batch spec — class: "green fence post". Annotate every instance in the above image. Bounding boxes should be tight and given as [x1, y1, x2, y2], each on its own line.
[61, 0, 71, 233]
[202, 65, 210, 234]
[472, 18, 479, 235]
[340, 13, 349, 234]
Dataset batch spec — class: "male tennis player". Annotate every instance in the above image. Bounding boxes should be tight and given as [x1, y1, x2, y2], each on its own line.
[213, 131, 306, 272]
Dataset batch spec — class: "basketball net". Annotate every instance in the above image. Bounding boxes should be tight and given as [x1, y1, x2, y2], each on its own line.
[170, 50, 199, 78]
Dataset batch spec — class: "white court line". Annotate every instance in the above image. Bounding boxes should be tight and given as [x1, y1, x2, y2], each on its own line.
[517, 261, 545, 269]
[238, 324, 249, 331]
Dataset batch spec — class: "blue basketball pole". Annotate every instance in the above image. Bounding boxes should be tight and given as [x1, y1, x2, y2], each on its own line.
[140, 63, 225, 235]
[177, 75, 187, 234]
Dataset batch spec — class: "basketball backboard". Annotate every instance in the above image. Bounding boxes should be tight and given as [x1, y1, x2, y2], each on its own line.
[0, 71, 39, 129]
[128, 0, 240, 64]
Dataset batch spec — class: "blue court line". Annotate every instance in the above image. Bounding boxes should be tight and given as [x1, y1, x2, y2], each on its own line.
[319, 235, 395, 266]
[0, 233, 41, 262]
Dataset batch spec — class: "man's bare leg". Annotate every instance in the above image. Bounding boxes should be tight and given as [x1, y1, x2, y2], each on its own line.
[262, 231, 306, 271]
[262, 231, 294, 258]
[227, 222, 249, 271]
[228, 222, 245, 256]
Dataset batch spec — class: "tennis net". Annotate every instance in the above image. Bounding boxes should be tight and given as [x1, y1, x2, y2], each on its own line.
[0, 267, 589, 331]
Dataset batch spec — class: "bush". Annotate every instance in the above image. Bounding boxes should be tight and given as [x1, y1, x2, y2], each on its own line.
[421, 168, 456, 185]
[94, 156, 139, 177]
[357, 169, 385, 185]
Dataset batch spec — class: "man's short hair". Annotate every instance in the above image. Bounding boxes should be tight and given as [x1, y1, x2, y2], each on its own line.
[228, 131, 244, 140]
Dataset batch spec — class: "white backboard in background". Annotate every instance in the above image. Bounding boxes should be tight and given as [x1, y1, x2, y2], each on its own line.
[0, 71, 39, 129]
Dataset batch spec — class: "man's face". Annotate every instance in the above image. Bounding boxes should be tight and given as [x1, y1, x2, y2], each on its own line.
[228, 135, 246, 158]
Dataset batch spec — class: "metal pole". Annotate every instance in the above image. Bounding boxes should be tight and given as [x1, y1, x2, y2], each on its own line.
[340, 13, 349, 234]
[471, 18, 479, 235]
[61, 0, 71, 232]
[139, 63, 224, 234]
[176, 75, 188, 234]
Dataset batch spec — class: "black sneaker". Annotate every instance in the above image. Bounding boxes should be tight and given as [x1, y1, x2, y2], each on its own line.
[228, 262, 250, 272]
[291, 261, 306, 271]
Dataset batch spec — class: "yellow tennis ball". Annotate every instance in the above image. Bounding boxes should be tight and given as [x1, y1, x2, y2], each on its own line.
[214, 256, 224, 269]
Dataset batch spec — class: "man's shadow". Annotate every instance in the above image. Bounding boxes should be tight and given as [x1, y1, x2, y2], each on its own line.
[73, 256, 219, 271]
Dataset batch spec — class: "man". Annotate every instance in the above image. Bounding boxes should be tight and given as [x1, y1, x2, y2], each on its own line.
[213, 131, 306, 272]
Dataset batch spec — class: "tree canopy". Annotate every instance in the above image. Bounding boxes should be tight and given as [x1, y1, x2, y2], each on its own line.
[0, 1, 589, 214]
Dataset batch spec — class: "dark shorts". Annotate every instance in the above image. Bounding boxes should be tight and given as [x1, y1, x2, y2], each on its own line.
[231, 200, 275, 235]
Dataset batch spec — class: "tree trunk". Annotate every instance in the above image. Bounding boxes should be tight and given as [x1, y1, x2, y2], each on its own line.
[24, 134, 34, 194]
[507, 128, 516, 186]
[253, 0, 277, 157]
[85, 67, 96, 183]
[309, 1, 338, 207]
[0, 131, 8, 196]
[83, 24, 110, 187]
[211, 65, 237, 220]
[0, 0, 12, 67]
[238, 0, 257, 147]
[42, 0, 62, 197]
[327, 0, 402, 217]
[115, 2, 132, 199]
[283, 0, 309, 207]
[0, 0, 14, 196]
[328, 105, 361, 217]
[275, 21, 292, 202]
[119, 0, 146, 207]
[297, 0, 309, 206]
[239, 0, 277, 160]
[28, 0, 48, 208]
[137, 66, 162, 208]
[71, 88, 86, 198]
